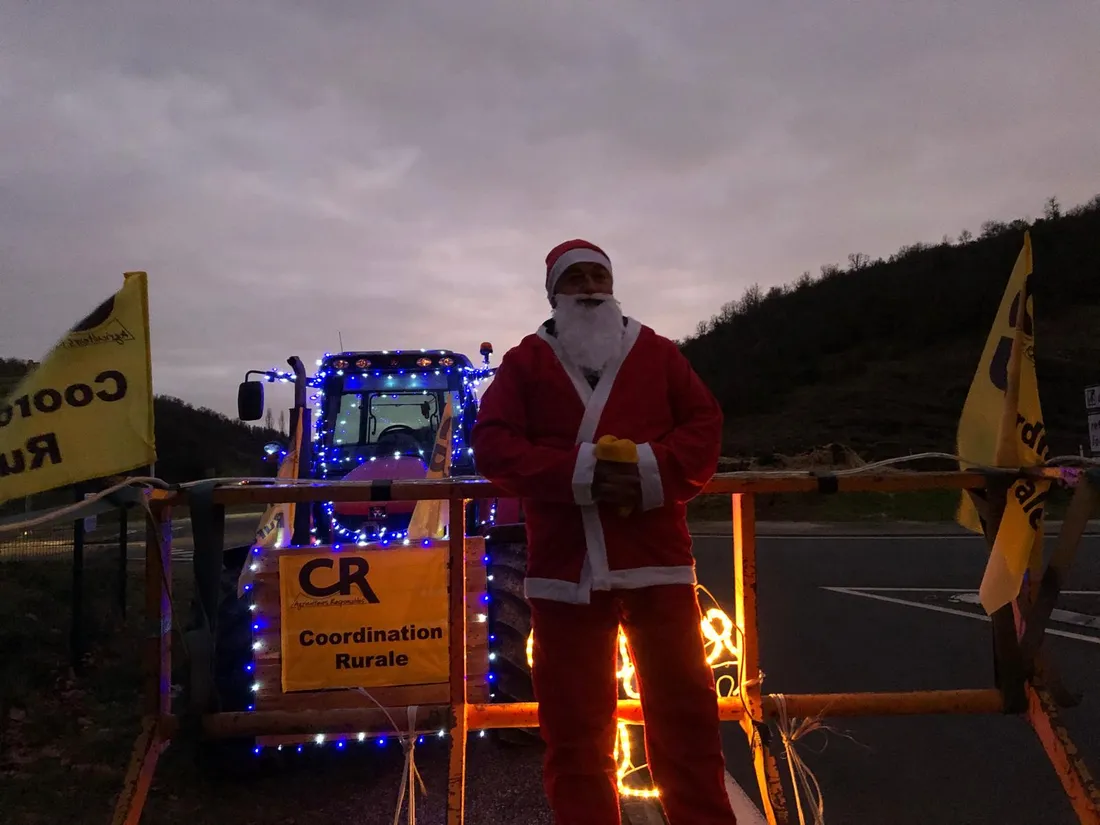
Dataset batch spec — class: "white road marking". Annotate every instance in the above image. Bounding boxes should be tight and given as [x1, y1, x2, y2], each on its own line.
[693, 533, 1099, 541]
[822, 586, 1100, 646]
[837, 587, 1099, 595]
[724, 770, 769, 825]
[948, 592, 1100, 630]
[695, 536, 990, 543]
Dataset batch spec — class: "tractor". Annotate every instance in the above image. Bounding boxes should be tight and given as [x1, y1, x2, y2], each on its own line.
[183, 345, 534, 774]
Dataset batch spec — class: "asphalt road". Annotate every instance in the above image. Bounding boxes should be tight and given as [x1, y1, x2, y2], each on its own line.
[161, 512, 261, 560]
[137, 526, 1100, 824]
[699, 531, 1100, 825]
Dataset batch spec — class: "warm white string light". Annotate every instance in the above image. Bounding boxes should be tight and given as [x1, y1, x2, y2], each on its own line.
[524, 584, 743, 799]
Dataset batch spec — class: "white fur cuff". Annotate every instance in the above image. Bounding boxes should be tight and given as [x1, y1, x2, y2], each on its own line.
[572, 442, 598, 506]
[636, 443, 665, 511]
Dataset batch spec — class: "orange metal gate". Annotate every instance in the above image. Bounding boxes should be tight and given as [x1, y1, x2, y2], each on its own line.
[112, 467, 1099, 825]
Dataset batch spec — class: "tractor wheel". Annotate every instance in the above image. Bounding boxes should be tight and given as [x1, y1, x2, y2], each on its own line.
[484, 527, 539, 746]
[191, 545, 260, 779]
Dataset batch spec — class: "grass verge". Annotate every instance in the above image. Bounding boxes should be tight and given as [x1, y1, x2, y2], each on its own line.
[1, 555, 152, 824]
[0, 553, 551, 825]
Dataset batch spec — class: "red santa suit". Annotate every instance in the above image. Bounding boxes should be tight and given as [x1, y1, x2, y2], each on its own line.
[472, 267, 737, 824]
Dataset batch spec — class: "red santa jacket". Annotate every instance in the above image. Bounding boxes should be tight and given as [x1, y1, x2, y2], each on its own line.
[471, 316, 723, 604]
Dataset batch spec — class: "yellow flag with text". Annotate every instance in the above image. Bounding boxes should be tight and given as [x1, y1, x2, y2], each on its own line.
[406, 398, 454, 540]
[0, 272, 156, 503]
[955, 233, 1050, 614]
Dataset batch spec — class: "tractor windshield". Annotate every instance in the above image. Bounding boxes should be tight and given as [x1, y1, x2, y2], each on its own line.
[329, 389, 447, 459]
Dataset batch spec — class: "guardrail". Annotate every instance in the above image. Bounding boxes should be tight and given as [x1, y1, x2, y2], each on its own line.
[110, 467, 1099, 825]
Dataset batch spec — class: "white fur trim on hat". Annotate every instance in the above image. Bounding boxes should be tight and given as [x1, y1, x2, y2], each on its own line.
[546, 247, 613, 299]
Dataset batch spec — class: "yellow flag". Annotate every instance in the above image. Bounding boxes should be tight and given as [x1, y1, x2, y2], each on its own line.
[406, 398, 455, 540]
[0, 272, 156, 504]
[955, 233, 1050, 613]
[253, 413, 303, 549]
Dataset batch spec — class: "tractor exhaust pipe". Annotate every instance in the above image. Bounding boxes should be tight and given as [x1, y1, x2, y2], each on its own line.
[287, 356, 313, 545]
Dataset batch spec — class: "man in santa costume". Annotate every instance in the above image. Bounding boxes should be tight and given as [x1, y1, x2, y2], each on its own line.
[472, 239, 737, 824]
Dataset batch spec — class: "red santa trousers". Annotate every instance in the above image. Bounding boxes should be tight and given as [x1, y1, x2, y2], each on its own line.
[530, 583, 737, 825]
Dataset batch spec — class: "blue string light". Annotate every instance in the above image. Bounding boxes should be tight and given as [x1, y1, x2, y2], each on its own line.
[244, 348, 512, 756]
[244, 531, 491, 756]
[305, 356, 497, 544]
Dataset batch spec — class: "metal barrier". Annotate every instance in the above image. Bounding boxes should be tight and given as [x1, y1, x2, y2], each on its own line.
[111, 468, 1100, 825]
[0, 520, 74, 561]
[1, 506, 135, 671]
[0, 511, 135, 563]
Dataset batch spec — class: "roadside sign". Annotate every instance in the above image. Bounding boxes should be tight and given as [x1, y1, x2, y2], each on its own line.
[1086, 385, 1100, 411]
[1089, 413, 1100, 454]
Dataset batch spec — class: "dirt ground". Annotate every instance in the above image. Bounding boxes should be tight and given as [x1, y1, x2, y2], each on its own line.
[0, 555, 566, 825]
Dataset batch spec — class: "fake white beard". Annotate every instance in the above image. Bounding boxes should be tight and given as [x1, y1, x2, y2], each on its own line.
[553, 293, 625, 374]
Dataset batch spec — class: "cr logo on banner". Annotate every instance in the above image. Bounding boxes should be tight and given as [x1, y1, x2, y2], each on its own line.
[298, 557, 380, 602]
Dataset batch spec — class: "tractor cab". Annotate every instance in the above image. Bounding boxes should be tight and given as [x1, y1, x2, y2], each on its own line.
[316, 350, 479, 472]
[313, 349, 485, 541]
[236, 343, 513, 546]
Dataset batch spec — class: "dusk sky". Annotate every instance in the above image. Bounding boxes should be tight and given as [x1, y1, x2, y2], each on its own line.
[1, 1, 1098, 419]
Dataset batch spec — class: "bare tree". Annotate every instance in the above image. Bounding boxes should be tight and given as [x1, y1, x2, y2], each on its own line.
[847, 252, 871, 270]
[739, 283, 763, 312]
[713, 300, 737, 325]
[980, 220, 1008, 238]
[1043, 196, 1061, 220]
[888, 241, 931, 263]
[958, 229, 973, 244]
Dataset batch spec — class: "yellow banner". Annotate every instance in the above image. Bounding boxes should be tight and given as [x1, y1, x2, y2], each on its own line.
[955, 232, 1050, 613]
[0, 271, 156, 504]
[254, 414, 303, 548]
[406, 398, 454, 540]
[279, 545, 449, 692]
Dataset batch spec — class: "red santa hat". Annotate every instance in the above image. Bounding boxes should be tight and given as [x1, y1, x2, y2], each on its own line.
[545, 239, 613, 301]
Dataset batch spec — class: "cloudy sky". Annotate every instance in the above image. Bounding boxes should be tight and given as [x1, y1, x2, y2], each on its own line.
[1, 0, 1097, 418]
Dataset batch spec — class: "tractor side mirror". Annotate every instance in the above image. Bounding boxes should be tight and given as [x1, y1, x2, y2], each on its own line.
[238, 380, 265, 421]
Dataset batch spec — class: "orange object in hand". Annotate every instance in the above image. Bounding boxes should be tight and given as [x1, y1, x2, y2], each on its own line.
[594, 435, 639, 516]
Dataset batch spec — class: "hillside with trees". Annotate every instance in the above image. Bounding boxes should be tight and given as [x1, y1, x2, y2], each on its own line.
[149, 395, 283, 483]
[680, 194, 1100, 462]
[5, 193, 1097, 498]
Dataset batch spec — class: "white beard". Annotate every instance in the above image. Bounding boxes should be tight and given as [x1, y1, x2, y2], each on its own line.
[553, 293, 625, 374]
